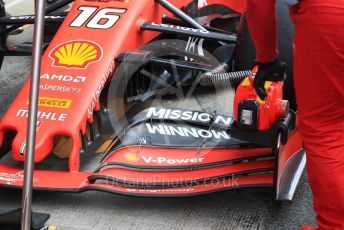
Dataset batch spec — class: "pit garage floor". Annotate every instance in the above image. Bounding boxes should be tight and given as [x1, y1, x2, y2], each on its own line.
[0, 1, 316, 229]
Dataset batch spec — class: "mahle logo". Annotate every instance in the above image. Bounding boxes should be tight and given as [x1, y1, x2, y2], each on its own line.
[50, 40, 103, 69]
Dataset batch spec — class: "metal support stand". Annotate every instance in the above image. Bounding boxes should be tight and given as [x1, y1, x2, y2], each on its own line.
[21, 0, 46, 229]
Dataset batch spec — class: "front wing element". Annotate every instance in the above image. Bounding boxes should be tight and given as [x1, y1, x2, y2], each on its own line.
[0, 108, 305, 198]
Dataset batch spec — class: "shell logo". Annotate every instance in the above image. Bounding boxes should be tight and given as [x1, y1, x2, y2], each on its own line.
[49, 40, 103, 69]
[125, 153, 139, 162]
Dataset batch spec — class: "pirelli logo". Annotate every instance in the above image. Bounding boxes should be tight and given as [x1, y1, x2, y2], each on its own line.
[29, 97, 72, 109]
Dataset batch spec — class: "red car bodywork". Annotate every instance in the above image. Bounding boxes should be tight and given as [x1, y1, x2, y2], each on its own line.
[0, 0, 304, 198]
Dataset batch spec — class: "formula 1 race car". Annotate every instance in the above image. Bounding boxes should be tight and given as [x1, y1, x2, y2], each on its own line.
[0, 0, 305, 200]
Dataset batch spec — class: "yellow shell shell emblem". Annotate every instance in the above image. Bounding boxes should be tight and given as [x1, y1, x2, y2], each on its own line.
[125, 153, 139, 162]
[50, 40, 102, 68]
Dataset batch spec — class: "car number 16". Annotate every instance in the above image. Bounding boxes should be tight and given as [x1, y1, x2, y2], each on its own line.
[70, 6, 126, 29]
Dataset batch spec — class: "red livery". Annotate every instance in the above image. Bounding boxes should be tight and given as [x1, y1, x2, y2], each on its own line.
[0, 0, 304, 200]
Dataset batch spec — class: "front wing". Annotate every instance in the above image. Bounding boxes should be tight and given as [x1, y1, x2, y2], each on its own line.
[0, 108, 305, 199]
